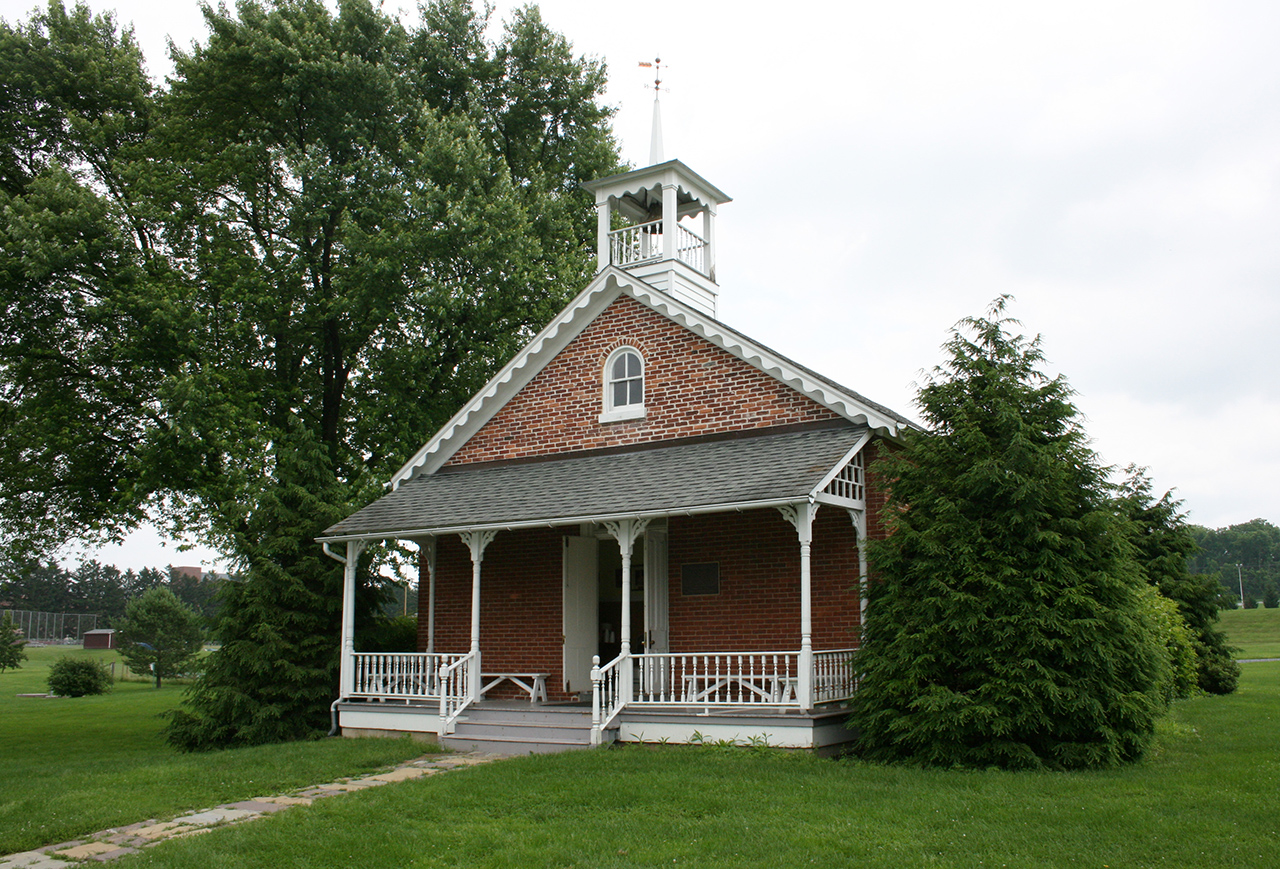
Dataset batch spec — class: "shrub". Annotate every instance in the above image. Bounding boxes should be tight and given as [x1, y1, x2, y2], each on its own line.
[47, 657, 113, 697]
[1139, 584, 1197, 703]
[1195, 641, 1240, 695]
[1263, 583, 1279, 609]
[358, 615, 418, 653]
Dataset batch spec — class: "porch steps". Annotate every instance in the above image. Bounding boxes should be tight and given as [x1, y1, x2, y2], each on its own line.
[440, 704, 614, 755]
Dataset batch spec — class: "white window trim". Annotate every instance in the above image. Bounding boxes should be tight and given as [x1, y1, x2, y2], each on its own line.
[599, 346, 646, 424]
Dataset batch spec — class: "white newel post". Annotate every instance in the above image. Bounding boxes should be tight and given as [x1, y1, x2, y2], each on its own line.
[461, 529, 497, 700]
[339, 540, 368, 699]
[605, 518, 649, 707]
[779, 502, 815, 710]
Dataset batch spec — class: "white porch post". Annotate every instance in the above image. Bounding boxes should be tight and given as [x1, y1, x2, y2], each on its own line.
[460, 529, 497, 699]
[417, 536, 437, 654]
[338, 540, 368, 699]
[604, 518, 649, 706]
[595, 198, 611, 271]
[778, 501, 816, 710]
[847, 510, 869, 640]
[661, 182, 678, 261]
[703, 205, 717, 282]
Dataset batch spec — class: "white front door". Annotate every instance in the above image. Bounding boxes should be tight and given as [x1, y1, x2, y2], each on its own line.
[562, 535, 599, 695]
[644, 527, 669, 653]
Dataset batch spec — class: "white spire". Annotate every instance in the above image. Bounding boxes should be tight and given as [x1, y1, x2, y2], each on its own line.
[639, 57, 665, 166]
[649, 92, 664, 165]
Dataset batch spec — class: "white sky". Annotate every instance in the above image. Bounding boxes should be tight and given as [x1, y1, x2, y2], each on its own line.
[4, 0, 1276, 573]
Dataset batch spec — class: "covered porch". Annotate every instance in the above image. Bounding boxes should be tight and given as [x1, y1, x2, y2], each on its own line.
[318, 423, 877, 751]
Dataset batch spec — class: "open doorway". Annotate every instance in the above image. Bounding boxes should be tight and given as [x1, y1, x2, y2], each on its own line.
[596, 537, 644, 662]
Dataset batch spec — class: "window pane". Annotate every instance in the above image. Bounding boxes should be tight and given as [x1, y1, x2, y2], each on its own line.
[613, 381, 628, 407]
[628, 380, 643, 404]
[625, 352, 641, 377]
[612, 355, 628, 379]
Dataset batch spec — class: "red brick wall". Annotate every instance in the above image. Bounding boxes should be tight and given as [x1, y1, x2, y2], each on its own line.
[666, 507, 862, 652]
[419, 527, 574, 701]
[418, 507, 865, 699]
[446, 294, 840, 465]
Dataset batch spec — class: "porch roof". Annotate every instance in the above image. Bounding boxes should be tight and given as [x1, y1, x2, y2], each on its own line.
[321, 423, 867, 541]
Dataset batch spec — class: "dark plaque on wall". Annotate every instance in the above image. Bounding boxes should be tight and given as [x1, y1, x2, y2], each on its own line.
[681, 562, 720, 596]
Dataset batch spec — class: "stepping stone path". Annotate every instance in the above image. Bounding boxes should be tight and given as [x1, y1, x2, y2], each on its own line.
[0, 752, 500, 867]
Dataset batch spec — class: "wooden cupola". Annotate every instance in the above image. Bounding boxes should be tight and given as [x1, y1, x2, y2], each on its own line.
[583, 160, 732, 318]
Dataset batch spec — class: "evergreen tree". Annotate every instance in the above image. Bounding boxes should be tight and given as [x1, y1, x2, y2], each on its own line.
[849, 298, 1168, 770]
[117, 586, 203, 688]
[1116, 467, 1239, 695]
[0, 613, 27, 673]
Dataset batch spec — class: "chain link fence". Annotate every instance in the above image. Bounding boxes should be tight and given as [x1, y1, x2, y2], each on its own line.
[1, 610, 99, 643]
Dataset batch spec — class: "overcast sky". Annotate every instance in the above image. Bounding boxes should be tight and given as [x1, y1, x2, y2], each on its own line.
[4, 0, 1276, 573]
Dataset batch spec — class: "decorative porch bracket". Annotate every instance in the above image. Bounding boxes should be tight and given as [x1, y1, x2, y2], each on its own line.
[323, 539, 368, 700]
[777, 501, 816, 710]
[459, 529, 497, 699]
[602, 517, 650, 708]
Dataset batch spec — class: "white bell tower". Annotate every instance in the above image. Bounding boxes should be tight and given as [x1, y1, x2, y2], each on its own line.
[582, 59, 732, 319]
[583, 160, 731, 319]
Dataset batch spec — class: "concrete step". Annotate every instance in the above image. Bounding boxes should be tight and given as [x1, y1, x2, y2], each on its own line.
[441, 705, 611, 755]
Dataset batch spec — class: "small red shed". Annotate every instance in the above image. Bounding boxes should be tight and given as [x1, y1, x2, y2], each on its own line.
[83, 629, 116, 650]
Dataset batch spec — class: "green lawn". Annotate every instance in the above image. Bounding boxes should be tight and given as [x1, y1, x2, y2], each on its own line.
[1219, 606, 1280, 658]
[0, 646, 429, 854]
[106, 663, 1280, 869]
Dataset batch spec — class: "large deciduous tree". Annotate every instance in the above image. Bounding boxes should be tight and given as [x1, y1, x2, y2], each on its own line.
[848, 298, 1168, 770]
[0, 0, 620, 748]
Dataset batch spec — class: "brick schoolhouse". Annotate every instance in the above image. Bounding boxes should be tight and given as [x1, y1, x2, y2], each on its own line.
[319, 158, 915, 752]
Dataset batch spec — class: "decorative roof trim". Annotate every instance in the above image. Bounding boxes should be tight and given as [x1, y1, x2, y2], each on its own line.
[808, 431, 872, 501]
[388, 267, 913, 490]
[582, 159, 732, 208]
[620, 281, 911, 438]
[388, 270, 629, 490]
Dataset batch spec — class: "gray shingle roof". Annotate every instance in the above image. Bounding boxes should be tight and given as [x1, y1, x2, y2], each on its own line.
[322, 424, 867, 539]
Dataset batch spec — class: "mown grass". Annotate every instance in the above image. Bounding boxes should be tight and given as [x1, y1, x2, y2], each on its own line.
[116, 663, 1280, 869]
[0, 646, 430, 854]
[1219, 605, 1280, 658]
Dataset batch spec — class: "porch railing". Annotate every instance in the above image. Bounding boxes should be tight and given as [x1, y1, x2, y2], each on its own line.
[590, 648, 860, 741]
[350, 652, 457, 699]
[633, 652, 802, 706]
[437, 651, 476, 734]
[608, 220, 708, 274]
[812, 648, 858, 704]
[589, 653, 625, 746]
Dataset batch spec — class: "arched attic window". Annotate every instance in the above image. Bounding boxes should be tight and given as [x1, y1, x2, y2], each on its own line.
[599, 346, 645, 423]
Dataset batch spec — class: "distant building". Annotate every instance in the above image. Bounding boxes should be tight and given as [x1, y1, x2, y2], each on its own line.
[83, 629, 116, 650]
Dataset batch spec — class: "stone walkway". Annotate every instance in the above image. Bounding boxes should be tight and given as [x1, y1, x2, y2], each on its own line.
[0, 752, 501, 868]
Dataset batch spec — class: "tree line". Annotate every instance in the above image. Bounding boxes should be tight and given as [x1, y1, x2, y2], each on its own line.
[1188, 519, 1280, 607]
[0, 558, 222, 625]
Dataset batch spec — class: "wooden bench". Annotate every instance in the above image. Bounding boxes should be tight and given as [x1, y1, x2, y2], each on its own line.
[479, 672, 549, 704]
[682, 673, 796, 704]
